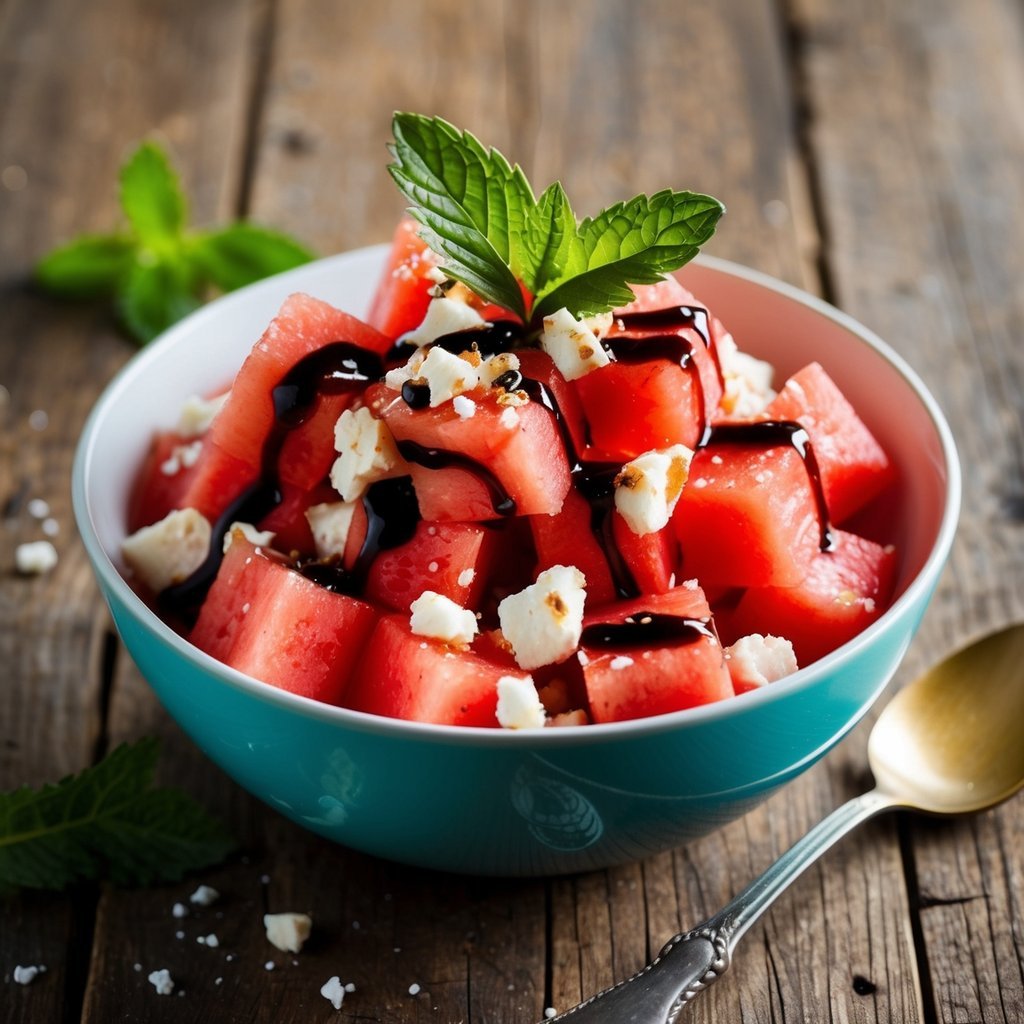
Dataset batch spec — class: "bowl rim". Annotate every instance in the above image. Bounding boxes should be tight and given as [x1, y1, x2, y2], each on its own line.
[72, 247, 961, 749]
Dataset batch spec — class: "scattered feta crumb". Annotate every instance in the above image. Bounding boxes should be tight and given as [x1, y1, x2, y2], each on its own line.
[330, 407, 403, 502]
[177, 391, 229, 437]
[41, 517, 59, 537]
[190, 884, 219, 906]
[717, 332, 776, 416]
[478, 351, 521, 386]
[725, 634, 798, 692]
[384, 346, 427, 391]
[160, 439, 203, 476]
[264, 912, 313, 954]
[148, 969, 174, 995]
[122, 508, 211, 593]
[614, 444, 693, 535]
[408, 983, 422, 996]
[133, 964, 142, 973]
[28, 409, 48, 431]
[222, 521, 275, 554]
[260, 873, 271, 884]
[264, 961, 275, 971]
[403, 294, 487, 348]
[498, 565, 587, 670]
[175, 931, 185, 940]
[499, 406, 520, 429]
[457, 567, 475, 588]
[15, 540, 58, 576]
[496, 675, 547, 729]
[541, 307, 611, 380]
[418, 345, 481, 406]
[321, 975, 346, 1009]
[305, 500, 357, 560]
[13, 965, 44, 985]
[409, 591, 478, 646]
[197, 933, 219, 947]
[345, 982, 356, 993]
[26, 498, 49, 518]
[215, 977, 223, 986]
[172, 902, 188, 919]
[452, 394, 477, 419]
[545, 1008, 558, 1019]
[610, 655, 634, 670]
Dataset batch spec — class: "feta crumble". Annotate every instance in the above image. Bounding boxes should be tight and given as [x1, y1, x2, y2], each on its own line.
[452, 394, 477, 419]
[457, 567, 475, 588]
[148, 969, 174, 995]
[176, 391, 229, 437]
[13, 965, 44, 985]
[418, 345, 481, 406]
[610, 655, 634, 670]
[330, 407, 403, 501]
[171, 902, 188, 919]
[614, 444, 693, 535]
[222, 521, 276, 554]
[498, 565, 587, 670]
[409, 591, 478, 646]
[264, 912, 313, 954]
[403, 294, 488, 348]
[478, 350, 521, 386]
[321, 975, 346, 1009]
[160, 439, 203, 476]
[408, 982, 422, 996]
[15, 540, 58, 576]
[541, 307, 611, 381]
[305, 501, 357, 560]
[717, 332, 776, 417]
[496, 675, 547, 729]
[189, 884, 219, 906]
[121, 509, 211, 593]
[498, 406, 520, 429]
[26, 497, 49, 518]
[725, 634, 798, 689]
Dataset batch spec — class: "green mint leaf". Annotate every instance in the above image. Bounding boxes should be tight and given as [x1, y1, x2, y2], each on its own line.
[188, 223, 315, 292]
[119, 141, 187, 248]
[388, 113, 533, 319]
[118, 256, 201, 344]
[520, 182, 576, 296]
[0, 739, 234, 893]
[35, 234, 135, 298]
[532, 189, 725, 321]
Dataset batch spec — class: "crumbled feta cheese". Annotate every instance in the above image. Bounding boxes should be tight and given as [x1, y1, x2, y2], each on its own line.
[264, 961, 275, 971]
[29, 409, 48, 431]
[614, 444, 693, 535]
[160, 439, 203, 476]
[408, 983, 422, 996]
[26, 497, 49, 518]
[42, 517, 59, 537]
[15, 540, 58, 576]
[499, 406, 520, 429]
[321, 975, 346, 1009]
[121, 509, 211, 593]
[478, 351, 521, 386]
[725, 634, 798, 689]
[177, 391, 229, 437]
[222, 521, 276, 554]
[545, 1009, 559, 1020]
[409, 591, 478, 646]
[610, 655, 634, 671]
[418, 345, 480, 407]
[305, 501, 357, 559]
[384, 346, 427, 391]
[541, 307, 611, 381]
[717, 332, 776, 416]
[13, 965, 44, 985]
[403, 295, 487, 348]
[457, 567, 475, 588]
[264, 912, 313, 954]
[452, 394, 477, 419]
[330, 407, 403, 501]
[148, 969, 174, 995]
[190, 884, 219, 906]
[497, 565, 587, 670]
[172, 902, 188, 919]
[496, 675, 547, 729]
[197, 933, 219, 947]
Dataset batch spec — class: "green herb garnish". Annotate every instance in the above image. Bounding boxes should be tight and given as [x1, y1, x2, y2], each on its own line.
[36, 142, 315, 344]
[388, 112, 724, 325]
[0, 739, 234, 894]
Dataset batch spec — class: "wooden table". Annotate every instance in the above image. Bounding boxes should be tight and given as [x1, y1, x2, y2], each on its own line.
[3, 1, 1022, 1021]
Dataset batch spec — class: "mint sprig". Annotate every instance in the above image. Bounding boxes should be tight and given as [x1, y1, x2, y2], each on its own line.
[36, 142, 315, 345]
[388, 113, 725, 325]
[0, 739, 235, 893]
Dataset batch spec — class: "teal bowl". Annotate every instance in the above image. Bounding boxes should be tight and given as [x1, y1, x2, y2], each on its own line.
[72, 249, 960, 876]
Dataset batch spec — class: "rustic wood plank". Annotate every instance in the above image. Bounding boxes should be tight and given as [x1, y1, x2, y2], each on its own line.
[788, 0, 1024, 1021]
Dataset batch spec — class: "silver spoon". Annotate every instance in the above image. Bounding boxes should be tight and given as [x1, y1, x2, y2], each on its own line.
[544, 624, 1024, 1023]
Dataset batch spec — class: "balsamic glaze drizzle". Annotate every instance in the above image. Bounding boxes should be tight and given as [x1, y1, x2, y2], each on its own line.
[396, 439, 517, 517]
[580, 612, 716, 649]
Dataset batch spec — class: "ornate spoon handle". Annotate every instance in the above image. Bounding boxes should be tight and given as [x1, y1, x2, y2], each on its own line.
[547, 789, 897, 1023]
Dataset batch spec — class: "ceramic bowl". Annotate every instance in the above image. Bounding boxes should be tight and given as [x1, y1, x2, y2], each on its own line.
[72, 247, 960, 876]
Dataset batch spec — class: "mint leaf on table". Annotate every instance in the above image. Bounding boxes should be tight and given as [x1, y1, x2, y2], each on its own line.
[0, 739, 234, 893]
[35, 141, 315, 346]
[388, 112, 725, 327]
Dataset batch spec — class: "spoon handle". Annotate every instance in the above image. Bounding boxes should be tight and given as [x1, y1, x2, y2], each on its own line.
[546, 788, 898, 1023]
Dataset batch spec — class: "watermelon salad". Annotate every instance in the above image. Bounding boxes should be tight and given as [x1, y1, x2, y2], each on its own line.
[119, 215, 898, 729]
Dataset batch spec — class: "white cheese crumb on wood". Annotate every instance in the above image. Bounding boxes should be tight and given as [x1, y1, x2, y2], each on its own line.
[148, 969, 174, 995]
[264, 912, 313, 954]
[321, 975, 346, 1009]
[15, 540, 59, 576]
[189, 884, 219, 906]
[122, 509, 211, 593]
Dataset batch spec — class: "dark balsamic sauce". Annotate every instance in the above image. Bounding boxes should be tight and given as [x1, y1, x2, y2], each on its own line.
[580, 612, 715, 648]
[386, 319, 526, 365]
[705, 420, 835, 551]
[397, 439, 517, 517]
[159, 342, 385, 620]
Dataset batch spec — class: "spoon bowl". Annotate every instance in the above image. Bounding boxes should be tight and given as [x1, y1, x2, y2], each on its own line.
[548, 623, 1024, 1023]
[869, 623, 1024, 815]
